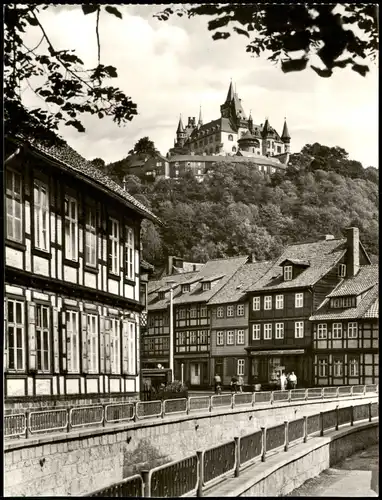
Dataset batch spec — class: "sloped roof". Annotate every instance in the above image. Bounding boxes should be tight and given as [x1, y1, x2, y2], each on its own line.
[310, 284, 379, 321]
[168, 153, 285, 168]
[281, 258, 310, 267]
[328, 265, 378, 297]
[282, 120, 291, 140]
[148, 271, 200, 310]
[209, 261, 274, 305]
[16, 136, 162, 225]
[247, 238, 347, 292]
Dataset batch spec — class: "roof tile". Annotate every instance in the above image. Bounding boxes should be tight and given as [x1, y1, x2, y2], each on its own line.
[328, 265, 378, 297]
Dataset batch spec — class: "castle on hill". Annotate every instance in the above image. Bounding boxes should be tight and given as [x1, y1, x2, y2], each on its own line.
[168, 81, 291, 161]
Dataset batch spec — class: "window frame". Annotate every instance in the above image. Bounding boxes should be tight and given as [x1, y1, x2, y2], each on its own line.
[216, 331, 224, 346]
[109, 218, 120, 275]
[318, 357, 328, 377]
[6, 168, 23, 243]
[87, 313, 99, 373]
[226, 305, 235, 317]
[294, 321, 304, 338]
[236, 329, 245, 345]
[66, 310, 79, 373]
[226, 330, 234, 345]
[275, 322, 284, 339]
[275, 294, 284, 310]
[295, 292, 304, 308]
[264, 323, 272, 340]
[7, 299, 26, 372]
[36, 303, 51, 373]
[338, 263, 347, 278]
[284, 266, 293, 281]
[110, 317, 121, 374]
[264, 296, 272, 310]
[202, 282, 211, 291]
[85, 205, 97, 268]
[347, 322, 358, 339]
[236, 304, 245, 316]
[124, 225, 135, 280]
[33, 179, 50, 252]
[317, 323, 327, 339]
[332, 322, 343, 339]
[64, 195, 79, 261]
[237, 359, 245, 376]
[349, 356, 359, 376]
[333, 356, 343, 377]
[253, 297, 261, 311]
[252, 324, 261, 340]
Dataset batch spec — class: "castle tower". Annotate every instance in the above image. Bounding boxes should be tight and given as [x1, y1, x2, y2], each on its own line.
[198, 106, 203, 127]
[261, 118, 271, 156]
[220, 80, 235, 119]
[176, 115, 186, 147]
[248, 111, 253, 134]
[281, 118, 291, 153]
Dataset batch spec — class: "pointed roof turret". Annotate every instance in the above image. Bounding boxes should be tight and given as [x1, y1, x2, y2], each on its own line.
[198, 106, 203, 126]
[225, 80, 235, 102]
[248, 110, 253, 131]
[261, 117, 271, 137]
[281, 118, 291, 142]
[176, 115, 185, 134]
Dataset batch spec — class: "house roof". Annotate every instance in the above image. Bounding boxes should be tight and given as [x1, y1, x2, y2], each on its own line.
[209, 261, 274, 305]
[327, 265, 378, 297]
[168, 153, 285, 168]
[310, 283, 379, 321]
[148, 271, 200, 310]
[281, 258, 310, 267]
[246, 238, 347, 292]
[200, 274, 225, 283]
[17, 136, 162, 225]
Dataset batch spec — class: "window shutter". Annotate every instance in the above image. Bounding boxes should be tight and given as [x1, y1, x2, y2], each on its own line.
[81, 312, 88, 373]
[100, 316, 105, 373]
[105, 318, 111, 374]
[28, 302, 37, 371]
[4, 299, 8, 370]
[61, 311, 67, 372]
[52, 307, 60, 373]
[122, 319, 129, 374]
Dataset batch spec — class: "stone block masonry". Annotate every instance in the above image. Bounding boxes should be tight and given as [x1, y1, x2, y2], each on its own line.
[4, 395, 377, 496]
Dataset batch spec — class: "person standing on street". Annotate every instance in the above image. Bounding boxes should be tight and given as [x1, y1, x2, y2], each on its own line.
[237, 375, 244, 393]
[280, 371, 287, 391]
[289, 371, 297, 389]
[230, 375, 238, 393]
[214, 373, 222, 394]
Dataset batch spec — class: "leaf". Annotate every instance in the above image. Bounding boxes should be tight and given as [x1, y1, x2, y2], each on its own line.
[26, 16, 38, 26]
[233, 27, 250, 38]
[310, 65, 333, 77]
[281, 57, 308, 73]
[352, 63, 369, 77]
[82, 5, 99, 15]
[212, 31, 231, 41]
[105, 6, 122, 19]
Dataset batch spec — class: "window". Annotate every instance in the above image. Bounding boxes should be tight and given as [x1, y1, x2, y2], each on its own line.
[232, 146, 237, 153]
[200, 306, 207, 317]
[349, 357, 359, 376]
[190, 331, 196, 344]
[175, 170, 179, 177]
[253, 297, 260, 311]
[7, 300, 25, 371]
[295, 321, 304, 338]
[216, 306, 224, 318]
[264, 324, 272, 340]
[333, 357, 343, 377]
[236, 304, 245, 316]
[332, 323, 342, 339]
[228, 134, 233, 141]
[198, 330, 208, 344]
[34, 180, 49, 251]
[110, 317, 120, 374]
[318, 358, 328, 377]
[190, 308, 197, 318]
[295, 293, 304, 308]
[182, 284, 190, 293]
[6, 169, 22, 242]
[275, 295, 284, 309]
[65, 195, 78, 261]
[36, 305, 50, 372]
[109, 218, 120, 275]
[267, 141, 270, 148]
[338, 264, 346, 277]
[236, 330, 245, 344]
[284, 266, 293, 281]
[226, 330, 234, 345]
[179, 309, 186, 319]
[317, 323, 327, 339]
[348, 322, 358, 339]
[217, 331, 224, 346]
[125, 226, 135, 280]
[330, 297, 356, 308]
[252, 324, 261, 340]
[85, 314, 98, 373]
[126, 321, 136, 375]
[85, 207, 97, 267]
[237, 359, 245, 376]
[202, 282, 211, 291]
[158, 291, 165, 300]
[226, 305, 234, 317]
[264, 296, 272, 310]
[275, 322, 284, 339]
[156, 161, 161, 167]
[66, 310, 79, 373]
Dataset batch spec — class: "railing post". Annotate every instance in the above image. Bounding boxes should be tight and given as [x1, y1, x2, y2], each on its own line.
[303, 415, 308, 443]
[134, 402, 139, 422]
[335, 405, 339, 431]
[350, 406, 354, 427]
[161, 400, 165, 419]
[350, 386, 353, 397]
[284, 421, 289, 452]
[336, 387, 339, 399]
[252, 392, 255, 408]
[270, 392, 274, 405]
[288, 391, 291, 403]
[231, 394, 235, 410]
[141, 469, 150, 497]
[234, 437, 240, 477]
[368, 402, 372, 422]
[304, 389, 308, 401]
[320, 412, 324, 437]
[363, 385, 366, 396]
[321, 388, 324, 400]
[196, 450, 204, 497]
[67, 407, 72, 433]
[209, 396, 212, 413]
[25, 411, 30, 439]
[102, 404, 106, 427]
[186, 398, 190, 415]
[261, 427, 267, 462]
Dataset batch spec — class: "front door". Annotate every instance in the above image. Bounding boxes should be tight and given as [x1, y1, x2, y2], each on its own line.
[190, 363, 201, 385]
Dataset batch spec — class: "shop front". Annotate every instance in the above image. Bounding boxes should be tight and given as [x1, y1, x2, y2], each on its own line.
[174, 354, 210, 388]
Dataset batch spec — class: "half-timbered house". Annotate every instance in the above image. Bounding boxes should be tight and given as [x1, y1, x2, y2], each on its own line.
[310, 264, 378, 386]
[4, 136, 161, 410]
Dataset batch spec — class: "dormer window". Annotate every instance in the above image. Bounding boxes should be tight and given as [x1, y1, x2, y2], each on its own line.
[330, 296, 356, 309]
[181, 284, 190, 293]
[284, 266, 293, 281]
[158, 291, 166, 300]
[338, 264, 346, 277]
[202, 282, 211, 291]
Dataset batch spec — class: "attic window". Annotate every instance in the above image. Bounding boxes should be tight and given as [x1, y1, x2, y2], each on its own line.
[158, 291, 166, 300]
[182, 284, 190, 293]
[330, 297, 356, 309]
[202, 282, 211, 291]
[284, 265, 293, 281]
[338, 264, 346, 278]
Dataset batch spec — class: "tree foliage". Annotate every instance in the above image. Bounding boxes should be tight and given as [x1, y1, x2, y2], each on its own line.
[131, 136, 158, 156]
[155, 4, 378, 77]
[4, 4, 137, 145]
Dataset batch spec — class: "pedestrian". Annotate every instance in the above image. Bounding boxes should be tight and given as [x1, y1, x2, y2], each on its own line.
[288, 371, 297, 390]
[230, 375, 238, 393]
[280, 371, 287, 391]
[214, 373, 222, 394]
[237, 375, 244, 393]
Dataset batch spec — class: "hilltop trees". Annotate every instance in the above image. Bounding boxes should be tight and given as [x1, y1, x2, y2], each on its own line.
[130, 136, 158, 156]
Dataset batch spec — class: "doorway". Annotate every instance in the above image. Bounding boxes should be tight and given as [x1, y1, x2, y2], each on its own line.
[190, 363, 201, 385]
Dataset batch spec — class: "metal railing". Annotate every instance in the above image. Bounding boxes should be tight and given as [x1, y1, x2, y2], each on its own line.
[4, 384, 378, 439]
[85, 401, 378, 497]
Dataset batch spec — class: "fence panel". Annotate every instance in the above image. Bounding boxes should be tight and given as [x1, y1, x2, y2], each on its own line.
[136, 400, 162, 420]
[323, 387, 338, 399]
[371, 402, 379, 418]
[290, 389, 306, 401]
[307, 414, 321, 435]
[273, 391, 289, 403]
[4, 413, 26, 438]
[365, 384, 378, 393]
[29, 409, 67, 433]
[353, 404, 369, 422]
[323, 409, 336, 431]
[70, 405, 104, 428]
[337, 407, 351, 427]
[203, 441, 236, 485]
[87, 474, 143, 497]
[105, 403, 135, 423]
[338, 386, 352, 397]
[288, 418, 304, 444]
[150, 454, 198, 497]
[254, 391, 272, 404]
[210, 394, 232, 409]
[306, 388, 322, 400]
[233, 393, 253, 407]
[163, 398, 188, 416]
[239, 430, 262, 466]
[266, 423, 285, 452]
[189, 396, 210, 412]
[352, 385, 365, 395]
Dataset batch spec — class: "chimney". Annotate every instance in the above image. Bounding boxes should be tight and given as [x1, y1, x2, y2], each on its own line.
[251, 253, 256, 263]
[324, 234, 334, 240]
[167, 256, 174, 275]
[346, 227, 360, 277]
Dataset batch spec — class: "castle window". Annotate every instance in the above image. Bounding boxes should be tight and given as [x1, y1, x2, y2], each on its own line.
[277, 146, 282, 153]
[228, 134, 233, 141]
[232, 146, 237, 153]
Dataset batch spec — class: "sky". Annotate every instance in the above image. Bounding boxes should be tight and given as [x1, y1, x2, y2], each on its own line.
[21, 4, 378, 167]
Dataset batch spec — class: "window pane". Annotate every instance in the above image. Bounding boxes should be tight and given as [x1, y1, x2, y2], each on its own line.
[16, 303, 22, 324]
[8, 302, 14, 323]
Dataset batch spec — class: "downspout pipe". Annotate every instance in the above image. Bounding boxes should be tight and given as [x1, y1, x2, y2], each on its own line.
[5, 147, 21, 165]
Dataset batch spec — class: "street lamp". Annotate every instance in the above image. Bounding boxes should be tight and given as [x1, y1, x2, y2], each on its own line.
[166, 280, 177, 382]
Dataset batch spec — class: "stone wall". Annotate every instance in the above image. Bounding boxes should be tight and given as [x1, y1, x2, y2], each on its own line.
[4, 395, 377, 496]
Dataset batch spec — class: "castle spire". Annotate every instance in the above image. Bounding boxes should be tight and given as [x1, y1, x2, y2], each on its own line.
[281, 117, 291, 141]
[176, 115, 184, 133]
[198, 106, 203, 126]
[225, 80, 235, 102]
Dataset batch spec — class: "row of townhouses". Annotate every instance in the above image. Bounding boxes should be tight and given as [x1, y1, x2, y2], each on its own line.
[145, 228, 378, 388]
